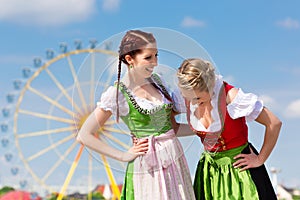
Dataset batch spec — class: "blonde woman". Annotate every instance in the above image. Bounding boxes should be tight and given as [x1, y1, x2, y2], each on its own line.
[175, 58, 281, 200]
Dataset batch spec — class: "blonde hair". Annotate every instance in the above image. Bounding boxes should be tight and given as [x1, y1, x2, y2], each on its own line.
[177, 58, 216, 92]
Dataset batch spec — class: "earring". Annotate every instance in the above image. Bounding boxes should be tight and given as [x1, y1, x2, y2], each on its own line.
[129, 65, 133, 69]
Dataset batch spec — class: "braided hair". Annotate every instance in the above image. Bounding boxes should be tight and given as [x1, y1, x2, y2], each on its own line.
[177, 58, 216, 93]
[116, 30, 156, 122]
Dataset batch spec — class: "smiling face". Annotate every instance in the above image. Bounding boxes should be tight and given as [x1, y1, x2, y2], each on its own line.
[180, 88, 211, 106]
[177, 58, 216, 105]
[126, 43, 158, 78]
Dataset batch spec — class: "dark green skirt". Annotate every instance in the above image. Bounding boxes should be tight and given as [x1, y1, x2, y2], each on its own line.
[193, 143, 277, 200]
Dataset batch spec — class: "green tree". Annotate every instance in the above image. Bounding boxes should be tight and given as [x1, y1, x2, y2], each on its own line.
[89, 191, 105, 200]
[0, 186, 15, 197]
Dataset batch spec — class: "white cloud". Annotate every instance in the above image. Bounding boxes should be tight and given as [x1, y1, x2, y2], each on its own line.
[222, 75, 235, 84]
[0, 0, 97, 27]
[259, 95, 279, 111]
[181, 16, 205, 28]
[102, 0, 120, 12]
[284, 99, 300, 118]
[276, 17, 300, 30]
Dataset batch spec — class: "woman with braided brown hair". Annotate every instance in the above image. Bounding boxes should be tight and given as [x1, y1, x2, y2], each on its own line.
[77, 30, 195, 200]
[175, 58, 282, 200]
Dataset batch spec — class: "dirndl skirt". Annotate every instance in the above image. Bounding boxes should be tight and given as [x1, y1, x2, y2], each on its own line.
[193, 143, 277, 200]
[121, 129, 195, 200]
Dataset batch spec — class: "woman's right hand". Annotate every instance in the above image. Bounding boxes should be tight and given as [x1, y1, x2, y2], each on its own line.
[121, 138, 149, 162]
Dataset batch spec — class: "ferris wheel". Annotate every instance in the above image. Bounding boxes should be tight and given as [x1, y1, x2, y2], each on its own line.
[1, 38, 132, 199]
[0, 27, 216, 199]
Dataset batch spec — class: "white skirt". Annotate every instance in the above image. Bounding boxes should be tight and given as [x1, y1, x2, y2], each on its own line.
[131, 129, 196, 200]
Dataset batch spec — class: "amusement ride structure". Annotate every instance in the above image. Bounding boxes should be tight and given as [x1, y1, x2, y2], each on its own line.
[0, 28, 215, 199]
[1, 38, 131, 199]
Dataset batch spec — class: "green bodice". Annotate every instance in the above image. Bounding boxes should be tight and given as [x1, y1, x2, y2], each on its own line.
[119, 74, 173, 138]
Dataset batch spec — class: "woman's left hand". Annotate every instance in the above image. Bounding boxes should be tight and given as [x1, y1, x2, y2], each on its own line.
[121, 139, 149, 162]
[233, 148, 264, 171]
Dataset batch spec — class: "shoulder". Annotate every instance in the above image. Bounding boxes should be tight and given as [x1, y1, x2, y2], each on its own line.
[100, 85, 126, 101]
[98, 85, 129, 116]
[151, 73, 169, 90]
[103, 85, 117, 96]
[223, 81, 238, 104]
[152, 73, 164, 83]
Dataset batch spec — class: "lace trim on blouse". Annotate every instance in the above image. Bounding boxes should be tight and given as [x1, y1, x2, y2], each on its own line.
[97, 73, 173, 116]
[119, 81, 173, 115]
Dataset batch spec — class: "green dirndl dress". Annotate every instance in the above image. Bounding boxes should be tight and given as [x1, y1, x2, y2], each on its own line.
[190, 81, 277, 200]
[193, 143, 277, 200]
[118, 74, 195, 200]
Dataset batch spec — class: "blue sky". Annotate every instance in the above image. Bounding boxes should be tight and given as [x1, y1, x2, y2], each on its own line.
[0, 0, 300, 194]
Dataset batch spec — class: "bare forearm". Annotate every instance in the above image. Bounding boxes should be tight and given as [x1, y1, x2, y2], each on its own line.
[78, 133, 125, 161]
[175, 123, 195, 137]
[256, 107, 282, 163]
[258, 120, 282, 163]
[76, 110, 129, 162]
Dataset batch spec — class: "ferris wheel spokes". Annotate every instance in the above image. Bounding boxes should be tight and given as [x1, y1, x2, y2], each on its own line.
[25, 134, 75, 162]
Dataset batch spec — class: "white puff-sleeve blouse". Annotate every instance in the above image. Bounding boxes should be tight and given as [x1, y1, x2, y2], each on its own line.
[172, 75, 264, 132]
[97, 77, 172, 116]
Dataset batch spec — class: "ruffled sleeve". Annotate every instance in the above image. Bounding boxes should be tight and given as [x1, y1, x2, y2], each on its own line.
[227, 88, 263, 121]
[171, 87, 187, 113]
[96, 86, 129, 116]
